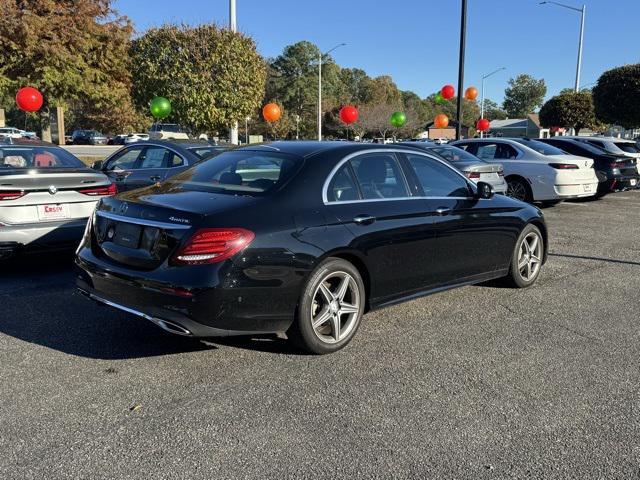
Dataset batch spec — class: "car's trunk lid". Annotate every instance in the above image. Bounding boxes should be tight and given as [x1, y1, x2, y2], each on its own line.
[93, 189, 258, 270]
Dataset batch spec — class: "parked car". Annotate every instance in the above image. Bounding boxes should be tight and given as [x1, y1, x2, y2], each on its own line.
[90, 140, 229, 193]
[70, 130, 108, 145]
[0, 127, 36, 139]
[565, 136, 640, 163]
[451, 138, 599, 204]
[148, 123, 189, 140]
[76, 141, 547, 354]
[124, 133, 150, 144]
[108, 134, 128, 146]
[539, 138, 639, 194]
[0, 138, 114, 259]
[431, 138, 449, 145]
[400, 142, 507, 194]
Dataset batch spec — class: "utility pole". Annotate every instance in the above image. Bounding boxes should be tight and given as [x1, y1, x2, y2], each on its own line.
[480, 67, 505, 138]
[318, 43, 346, 141]
[455, 0, 467, 140]
[229, 0, 239, 145]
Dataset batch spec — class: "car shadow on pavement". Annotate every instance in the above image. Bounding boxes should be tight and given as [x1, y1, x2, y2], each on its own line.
[0, 252, 305, 359]
[547, 252, 640, 266]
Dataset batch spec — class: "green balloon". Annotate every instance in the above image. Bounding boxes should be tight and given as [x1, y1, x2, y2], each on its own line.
[150, 96, 172, 119]
[390, 111, 407, 128]
[435, 92, 446, 104]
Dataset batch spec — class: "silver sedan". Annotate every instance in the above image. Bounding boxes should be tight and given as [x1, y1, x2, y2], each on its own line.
[400, 142, 508, 194]
[0, 138, 114, 259]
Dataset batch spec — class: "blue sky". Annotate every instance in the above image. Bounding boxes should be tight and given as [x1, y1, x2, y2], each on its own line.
[114, 0, 639, 104]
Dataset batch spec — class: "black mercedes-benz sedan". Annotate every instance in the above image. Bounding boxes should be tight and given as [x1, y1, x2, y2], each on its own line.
[75, 142, 548, 354]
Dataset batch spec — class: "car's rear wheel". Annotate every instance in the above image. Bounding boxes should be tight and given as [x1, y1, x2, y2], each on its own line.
[504, 224, 544, 288]
[506, 177, 533, 203]
[288, 257, 365, 354]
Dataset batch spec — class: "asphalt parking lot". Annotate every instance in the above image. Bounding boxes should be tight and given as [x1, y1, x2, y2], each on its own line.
[1, 191, 639, 479]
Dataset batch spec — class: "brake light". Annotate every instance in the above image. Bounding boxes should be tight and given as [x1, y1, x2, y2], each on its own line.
[465, 171, 480, 179]
[549, 163, 578, 169]
[171, 228, 255, 265]
[0, 190, 25, 201]
[77, 183, 117, 196]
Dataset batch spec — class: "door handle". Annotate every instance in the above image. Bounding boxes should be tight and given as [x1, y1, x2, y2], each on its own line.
[353, 215, 376, 225]
[149, 175, 162, 182]
[435, 207, 452, 215]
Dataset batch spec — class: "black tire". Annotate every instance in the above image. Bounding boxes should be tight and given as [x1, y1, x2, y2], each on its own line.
[506, 177, 533, 203]
[288, 257, 365, 354]
[540, 200, 562, 208]
[503, 224, 544, 288]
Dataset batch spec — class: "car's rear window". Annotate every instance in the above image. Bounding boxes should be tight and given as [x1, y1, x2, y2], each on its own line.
[0, 146, 85, 169]
[189, 146, 229, 159]
[165, 150, 301, 195]
[513, 139, 566, 156]
[613, 142, 640, 154]
[429, 146, 480, 162]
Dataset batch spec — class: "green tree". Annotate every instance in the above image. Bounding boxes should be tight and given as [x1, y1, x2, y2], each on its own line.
[0, 0, 143, 134]
[481, 99, 508, 120]
[502, 74, 547, 117]
[539, 90, 596, 134]
[592, 64, 640, 129]
[130, 24, 266, 135]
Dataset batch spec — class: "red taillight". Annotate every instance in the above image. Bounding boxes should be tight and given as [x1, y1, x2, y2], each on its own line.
[171, 228, 255, 266]
[549, 163, 578, 169]
[77, 183, 117, 196]
[0, 190, 25, 201]
[465, 171, 480, 179]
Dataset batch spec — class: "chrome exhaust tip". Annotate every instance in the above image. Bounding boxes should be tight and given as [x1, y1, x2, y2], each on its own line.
[152, 318, 192, 336]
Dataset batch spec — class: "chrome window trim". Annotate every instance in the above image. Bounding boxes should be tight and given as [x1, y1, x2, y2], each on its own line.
[96, 210, 192, 230]
[322, 148, 475, 205]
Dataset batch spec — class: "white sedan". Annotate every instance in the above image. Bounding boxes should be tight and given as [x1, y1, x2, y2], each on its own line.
[451, 138, 599, 204]
[124, 133, 150, 144]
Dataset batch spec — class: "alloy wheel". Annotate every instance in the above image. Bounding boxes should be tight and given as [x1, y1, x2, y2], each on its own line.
[506, 180, 528, 201]
[310, 271, 360, 344]
[518, 232, 542, 281]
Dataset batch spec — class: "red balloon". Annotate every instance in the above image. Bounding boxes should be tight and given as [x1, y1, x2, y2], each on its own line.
[441, 84, 455, 100]
[339, 105, 359, 125]
[262, 103, 281, 122]
[16, 87, 43, 112]
[434, 114, 449, 129]
[464, 86, 478, 101]
[476, 118, 490, 132]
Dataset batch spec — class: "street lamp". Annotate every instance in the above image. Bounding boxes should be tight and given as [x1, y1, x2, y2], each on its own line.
[318, 43, 346, 141]
[244, 116, 250, 144]
[229, 0, 239, 145]
[479, 67, 506, 138]
[539, 1, 586, 93]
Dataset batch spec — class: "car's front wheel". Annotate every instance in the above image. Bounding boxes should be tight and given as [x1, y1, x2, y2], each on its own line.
[288, 257, 365, 354]
[504, 224, 544, 288]
[506, 177, 533, 203]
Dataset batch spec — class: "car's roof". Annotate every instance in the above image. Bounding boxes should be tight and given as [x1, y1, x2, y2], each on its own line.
[235, 141, 430, 159]
[563, 136, 635, 143]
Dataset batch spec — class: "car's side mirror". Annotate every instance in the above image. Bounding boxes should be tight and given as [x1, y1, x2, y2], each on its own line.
[476, 181, 494, 199]
[91, 160, 104, 170]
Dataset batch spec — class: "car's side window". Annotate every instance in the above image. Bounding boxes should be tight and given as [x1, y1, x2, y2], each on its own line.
[475, 143, 498, 160]
[139, 147, 169, 169]
[104, 147, 144, 171]
[349, 153, 408, 200]
[327, 164, 360, 202]
[170, 153, 185, 167]
[405, 154, 471, 198]
[496, 143, 519, 159]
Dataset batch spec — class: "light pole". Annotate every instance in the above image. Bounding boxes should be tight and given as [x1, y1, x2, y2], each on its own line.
[455, 0, 467, 141]
[245, 116, 250, 144]
[479, 67, 506, 138]
[295, 114, 300, 140]
[229, 0, 239, 145]
[539, 2, 586, 93]
[318, 43, 346, 141]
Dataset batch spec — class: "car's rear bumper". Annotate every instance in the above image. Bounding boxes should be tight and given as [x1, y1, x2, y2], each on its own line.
[0, 218, 87, 252]
[74, 251, 296, 338]
[554, 182, 599, 198]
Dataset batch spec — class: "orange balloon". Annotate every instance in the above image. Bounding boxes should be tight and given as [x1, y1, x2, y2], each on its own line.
[434, 114, 449, 129]
[262, 103, 281, 122]
[464, 86, 478, 101]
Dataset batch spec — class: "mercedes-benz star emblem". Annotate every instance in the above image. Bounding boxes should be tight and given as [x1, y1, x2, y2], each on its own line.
[48, 185, 57, 195]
